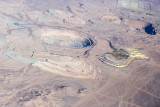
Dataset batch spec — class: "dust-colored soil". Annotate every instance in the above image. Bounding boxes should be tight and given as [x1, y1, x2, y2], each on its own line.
[0, 0, 160, 107]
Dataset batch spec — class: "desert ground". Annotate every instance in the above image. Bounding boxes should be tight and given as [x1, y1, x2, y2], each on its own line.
[0, 0, 160, 107]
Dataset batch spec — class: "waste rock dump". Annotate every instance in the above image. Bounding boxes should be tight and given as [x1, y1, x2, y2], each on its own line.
[32, 55, 101, 79]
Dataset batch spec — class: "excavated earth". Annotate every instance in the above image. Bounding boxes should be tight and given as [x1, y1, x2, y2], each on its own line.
[0, 0, 160, 107]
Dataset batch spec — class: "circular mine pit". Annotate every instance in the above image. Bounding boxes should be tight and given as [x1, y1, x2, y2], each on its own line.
[144, 24, 157, 35]
[99, 53, 129, 67]
[40, 28, 94, 48]
[99, 48, 148, 67]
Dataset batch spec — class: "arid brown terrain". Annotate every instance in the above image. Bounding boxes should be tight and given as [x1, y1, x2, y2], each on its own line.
[0, 0, 160, 107]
